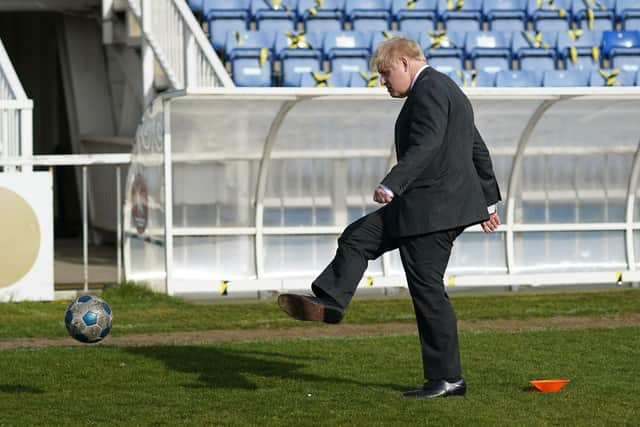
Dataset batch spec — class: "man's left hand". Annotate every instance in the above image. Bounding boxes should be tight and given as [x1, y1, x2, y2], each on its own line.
[482, 211, 500, 233]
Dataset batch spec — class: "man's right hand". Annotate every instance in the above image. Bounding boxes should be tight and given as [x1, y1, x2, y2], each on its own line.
[481, 211, 500, 233]
[373, 186, 394, 204]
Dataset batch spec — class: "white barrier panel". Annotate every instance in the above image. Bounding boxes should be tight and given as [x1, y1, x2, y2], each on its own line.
[0, 172, 53, 301]
[124, 88, 640, 296]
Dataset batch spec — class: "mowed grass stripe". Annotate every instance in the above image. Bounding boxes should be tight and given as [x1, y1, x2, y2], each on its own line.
[0, 327, 638, 426]
[0, 285, 639, 339]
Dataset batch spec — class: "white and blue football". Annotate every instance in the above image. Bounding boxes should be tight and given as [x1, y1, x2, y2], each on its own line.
[64, 295, 113, 343]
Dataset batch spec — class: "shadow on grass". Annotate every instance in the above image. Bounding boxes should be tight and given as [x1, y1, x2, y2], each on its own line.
[126, 345, 404, 392]
[0, 384, 45, 394]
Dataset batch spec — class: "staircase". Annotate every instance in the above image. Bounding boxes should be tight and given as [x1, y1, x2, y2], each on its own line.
[107, 0, 233, 100]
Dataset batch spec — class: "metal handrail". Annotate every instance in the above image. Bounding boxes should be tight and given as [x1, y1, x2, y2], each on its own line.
[127, 0, 233, 90]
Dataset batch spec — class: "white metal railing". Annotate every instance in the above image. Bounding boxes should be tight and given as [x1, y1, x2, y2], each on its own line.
[1, 154, 131, 292]
[0, 38, 33, 171]
[126, 0, 234, 91]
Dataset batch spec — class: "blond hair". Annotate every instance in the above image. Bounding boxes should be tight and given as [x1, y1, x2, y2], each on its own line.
[370, 37, 426, 71]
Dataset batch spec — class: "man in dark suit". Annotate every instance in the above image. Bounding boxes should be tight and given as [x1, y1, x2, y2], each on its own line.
[278, 38, 502, 398]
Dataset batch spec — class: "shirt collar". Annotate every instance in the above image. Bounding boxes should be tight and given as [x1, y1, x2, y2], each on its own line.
[410, 64, 429, 90]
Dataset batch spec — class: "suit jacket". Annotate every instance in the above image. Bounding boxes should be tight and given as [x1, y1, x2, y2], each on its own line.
[380, 67, 502, 237]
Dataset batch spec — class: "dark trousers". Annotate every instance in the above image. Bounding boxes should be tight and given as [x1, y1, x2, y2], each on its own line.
[312, 207, 464, 381]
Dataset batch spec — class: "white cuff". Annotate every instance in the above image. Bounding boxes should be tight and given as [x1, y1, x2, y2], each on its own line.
[487, 204, 497, 214]
[378, 184, 394, 197]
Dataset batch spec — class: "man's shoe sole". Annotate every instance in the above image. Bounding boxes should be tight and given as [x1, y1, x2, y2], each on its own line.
[277, 294, 343, 324]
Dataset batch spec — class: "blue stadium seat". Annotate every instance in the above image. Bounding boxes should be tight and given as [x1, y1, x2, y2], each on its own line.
[250, 0, 297, 33]
[588, 67, 636, 85]
[437, 0, 483, 31]
[557, 29, 601, 70]
[370, 30, 409, 51]
[392, 0, 438, 32]
[616, 0, 640, 30]
[447, 69, 496, 85]
[298, 0, 345, 33]
[483, 0, 527, 31]
[419, 31, 465, 73]
[224, 30, 275, 58]
[637, 69, 640, 84]
[345, 0, 393, 31]
[223, 30, 274, 86]
[274, 31, 325, 86]
[323, 30, 372, 73]
[542, 69, 589, 85]
[571, 0, 615, 31]
[511, 30, 558, 71]
[350, 70, 384, 86]
[602, 30, 640, 73]
[299, 70, 352, 86]
[526, 0, 572, 31]
[205, 0, 251, 51]
[465, 31, 513, 73]
[188, 0, 205, 19]
[495, 69, 542, 85]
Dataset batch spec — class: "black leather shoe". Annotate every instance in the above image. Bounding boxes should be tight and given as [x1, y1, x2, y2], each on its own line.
[402, 379, 467, 398]
[277, 293, 344, 324]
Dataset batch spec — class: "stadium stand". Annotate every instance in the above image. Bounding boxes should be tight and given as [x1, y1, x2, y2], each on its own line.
[526, 0, 572, 31]
[392, 0, 438, 32]
[616, 0, 640, 30]
[464, 30, 512, 73]
[448, 68, 497, 84]
[483, 0, 528, 31]
[557, 29, 602, 70]
[298, 0, 345, 33]
[345, 0, 393, 31]
[323, 30, 372, 73]
[191, 1, 640, 86]
[588, 67, 637, 84]
[571, 0, 616, 32]
[542, 68, 590, 85]
[511, 30, 558, 71]
[419, 30, 466, 72]
[601, 30, 640, 72]
[299, 69, 353, 85]
[495, 68, 543, 84]
[251, 0, 298, 33]
[437, 0, 484, 31]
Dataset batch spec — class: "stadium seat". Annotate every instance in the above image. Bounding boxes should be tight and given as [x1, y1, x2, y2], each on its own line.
[616, 0, 640, 30]
[323, 30, 372, 74]
[370, 30, 409, 51]
[298, 0, 345, 33]
[345, 0, 393, 32]
[350, 70, 384, 86]
[250, 0, 297, 33]
[526, 0, 572, 31]
[483, 0, 528, 31]
[224, 30, 275, 86]
[392, 0, 438, 32]
[465, 31, 513, 73]
[557, 29, 601, 70]
[275, 31, 324, 86]
[512, 30, 558, 71]
[601, 30, 640, 73]
[447, 69, 496, 85]
[588, 67, 636, 85]
[419, 31, 465, 73]
[188, 0, 205, 19]
[494, 69, 542, 85]
[571, 0, 615, 31]
[299, 70, 352, 86]
[542, 69, 589, 85]
[637, 68, 640, 84]
[205, 0, 251, 51]
[437, 0, 484, 31]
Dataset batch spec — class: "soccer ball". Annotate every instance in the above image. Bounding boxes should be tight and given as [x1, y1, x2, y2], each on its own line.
[64, 295, 113, 343]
